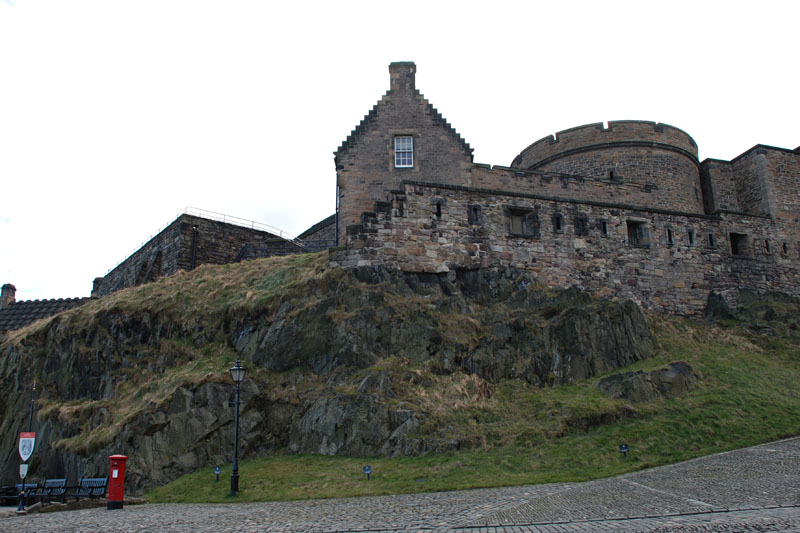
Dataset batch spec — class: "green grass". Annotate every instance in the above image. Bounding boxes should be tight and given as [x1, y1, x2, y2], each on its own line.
[147, 315, 800, 503]
[8, 252, 797, 502]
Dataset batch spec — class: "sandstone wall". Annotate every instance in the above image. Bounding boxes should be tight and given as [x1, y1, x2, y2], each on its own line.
[510, 121, 703, 214]
[334, 62, 473, 244]
[93, 214, 285, 297]
[513, 121, 698, 169]
[331, 181, 798, 316]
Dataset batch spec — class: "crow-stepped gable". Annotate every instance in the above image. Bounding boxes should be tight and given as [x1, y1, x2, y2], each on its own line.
[331, 62, 800, 316]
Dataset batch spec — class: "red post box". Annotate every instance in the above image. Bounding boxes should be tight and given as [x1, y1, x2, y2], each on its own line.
[107, 454, 128, 510]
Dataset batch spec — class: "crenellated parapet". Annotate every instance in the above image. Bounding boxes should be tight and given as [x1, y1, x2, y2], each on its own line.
[511, 121, 704, 214]
[512, 121, 698, 170]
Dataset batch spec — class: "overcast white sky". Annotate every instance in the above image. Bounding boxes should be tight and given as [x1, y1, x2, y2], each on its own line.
[1, 0, 798, 300]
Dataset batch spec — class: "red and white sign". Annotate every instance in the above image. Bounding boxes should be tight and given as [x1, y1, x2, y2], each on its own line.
[18, 432, 35, 462]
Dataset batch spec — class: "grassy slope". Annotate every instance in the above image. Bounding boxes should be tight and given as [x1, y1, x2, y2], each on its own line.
[7, 252, 797, 502]
[147, 311, 800, 503]
[12, 253, 334, 456]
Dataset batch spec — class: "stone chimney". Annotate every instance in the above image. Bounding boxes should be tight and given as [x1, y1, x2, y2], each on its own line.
[0, 283, 16, 309]
[389, 62, 416, 92]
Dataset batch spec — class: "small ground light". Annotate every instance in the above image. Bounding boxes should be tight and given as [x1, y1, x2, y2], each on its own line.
[363, 465, 372, 480]
[214, 465, 221, 481]
[620, 443, 629, 457]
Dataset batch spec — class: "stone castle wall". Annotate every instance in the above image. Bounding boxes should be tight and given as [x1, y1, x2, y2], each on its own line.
[92, 214, 285, 297]
[469, 164, 701, 217]
[510, 121, 704, 214]
[334, 62, 474, 245]
[331, 63, 799, 317]
[512, 121, 698, 169]
[330, 181, 797, 316]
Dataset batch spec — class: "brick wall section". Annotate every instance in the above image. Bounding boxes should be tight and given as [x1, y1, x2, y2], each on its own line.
[701, 147, 800, 238]
[330, 181, 798, 316]
[470, 164, 702, 216]
[756, 148, 800, 233]
[334, 62, 473, 244]
[699, 159, 739, 213]
[92, 214, 285, 297]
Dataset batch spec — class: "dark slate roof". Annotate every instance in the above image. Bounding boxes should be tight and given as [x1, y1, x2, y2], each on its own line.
[0, 298, 90, 332]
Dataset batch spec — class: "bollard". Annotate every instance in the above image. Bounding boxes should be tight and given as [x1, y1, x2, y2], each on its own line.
[107, 455, 129, 510]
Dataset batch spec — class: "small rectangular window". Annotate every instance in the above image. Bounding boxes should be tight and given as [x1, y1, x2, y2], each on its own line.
[552, 213, 564, 233]
[508, 208, 539, 238]
[687, 228, 696, 246]
[666, 228, 674, 246]
[730, 232, 750, 256]
[467, 205, 482, 225]
[627, 220, 652, 247]
[707, 233, 715, 248]
[394, 136, 413, 168]
[600, 220, 609, 237]
[573, 215, 589, 236]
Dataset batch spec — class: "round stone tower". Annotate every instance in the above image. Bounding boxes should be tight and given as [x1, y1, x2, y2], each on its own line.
[511, 121, 703, 214]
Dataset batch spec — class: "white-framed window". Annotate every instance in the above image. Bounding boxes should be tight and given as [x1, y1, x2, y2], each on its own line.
[394, 136, 413, 168]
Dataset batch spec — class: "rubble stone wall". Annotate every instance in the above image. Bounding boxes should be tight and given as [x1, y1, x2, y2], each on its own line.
[92, 214, 283, 297]
[330, 181, 797, 316]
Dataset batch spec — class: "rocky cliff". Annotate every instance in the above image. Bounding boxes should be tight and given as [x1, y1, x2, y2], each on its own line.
[0, 253, 655, 492]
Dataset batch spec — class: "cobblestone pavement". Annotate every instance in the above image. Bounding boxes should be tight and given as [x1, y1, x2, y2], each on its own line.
[5, 437, 799, 532]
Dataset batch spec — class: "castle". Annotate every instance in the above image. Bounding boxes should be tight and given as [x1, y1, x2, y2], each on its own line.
[329, 62, 800, 315]
[3, 61, 798, 331]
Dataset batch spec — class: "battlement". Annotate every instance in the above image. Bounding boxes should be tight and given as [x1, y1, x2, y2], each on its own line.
[512, 120, 698, 170]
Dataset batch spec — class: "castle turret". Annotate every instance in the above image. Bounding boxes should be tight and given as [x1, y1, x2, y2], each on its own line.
[511, 121, 704, 214]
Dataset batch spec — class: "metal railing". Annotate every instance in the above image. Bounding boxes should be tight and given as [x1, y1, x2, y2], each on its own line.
[103, 207, 302, 276]
[184, 207, 299, 241]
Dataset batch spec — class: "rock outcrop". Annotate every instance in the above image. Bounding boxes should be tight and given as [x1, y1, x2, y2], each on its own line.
[598, 362, 698, 402]
[0, 260, 655, 492]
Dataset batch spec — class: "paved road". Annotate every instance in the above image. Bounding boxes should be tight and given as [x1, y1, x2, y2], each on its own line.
[5, 437, 799, 532]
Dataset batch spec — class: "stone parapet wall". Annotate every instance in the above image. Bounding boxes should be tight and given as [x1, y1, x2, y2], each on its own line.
[93, 218, 183, 297]
[508, 121, 703, 215]
[701, 147, 800, 237]
[330, 181, 798, 316]
[93, 214, 286, 297]
[512, 121, 698, 169]
[470, 164, 703, 215]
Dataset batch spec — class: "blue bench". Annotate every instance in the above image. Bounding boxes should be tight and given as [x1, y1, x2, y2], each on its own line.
[72, 477, 108, 500]
[35, 478, 68, 504]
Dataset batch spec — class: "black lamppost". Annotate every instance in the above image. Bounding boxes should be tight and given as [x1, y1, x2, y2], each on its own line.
[229, 359, 246, 496]
[28, 381, 36, 432]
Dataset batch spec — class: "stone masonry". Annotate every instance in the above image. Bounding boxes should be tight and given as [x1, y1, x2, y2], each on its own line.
[92, 213, 292, 298]
[330, 62, 800, 316]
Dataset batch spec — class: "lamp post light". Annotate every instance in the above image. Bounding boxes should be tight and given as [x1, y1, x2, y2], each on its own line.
[229, 359, 246, 496]
[28, 381, 36, 432]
